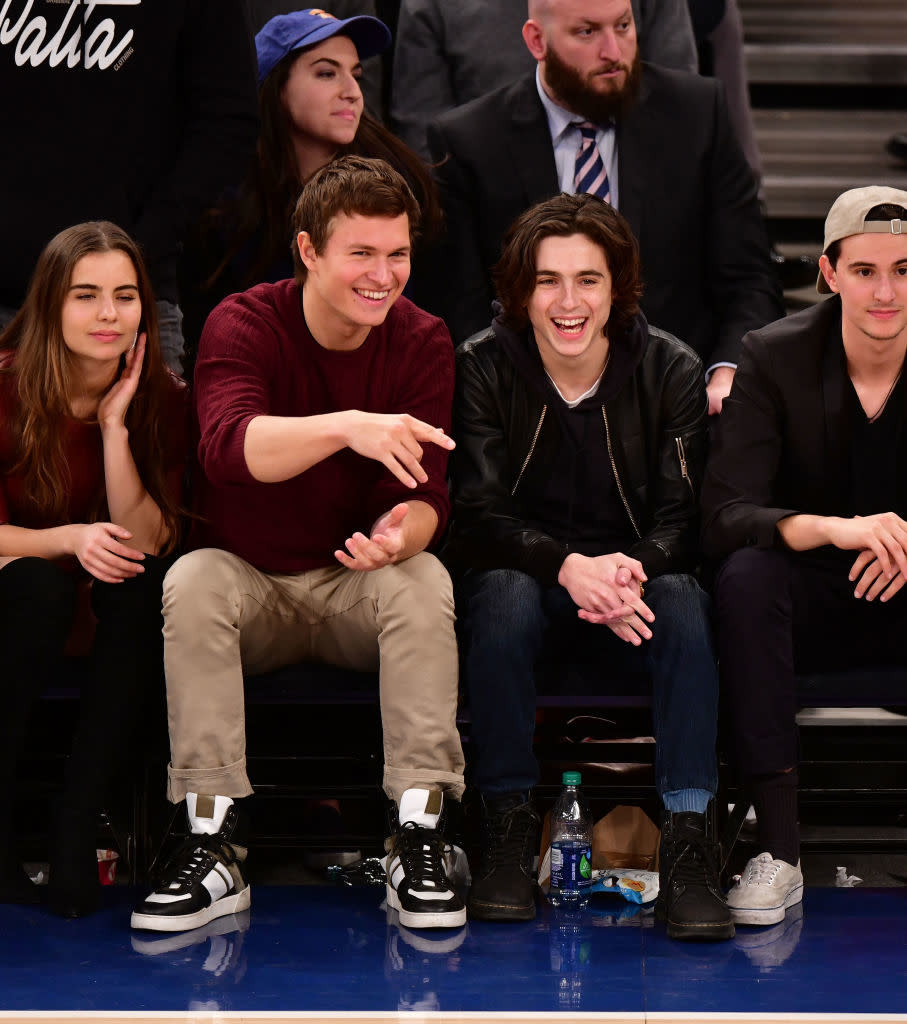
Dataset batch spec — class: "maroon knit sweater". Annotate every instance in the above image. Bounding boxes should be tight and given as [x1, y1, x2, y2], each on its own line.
[192, 279, 454, 573]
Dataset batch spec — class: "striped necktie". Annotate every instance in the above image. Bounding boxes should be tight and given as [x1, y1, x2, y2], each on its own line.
[573, 121, 611, 204]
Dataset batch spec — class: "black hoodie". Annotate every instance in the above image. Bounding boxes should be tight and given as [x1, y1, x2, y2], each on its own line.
[0, 0, 258, 307]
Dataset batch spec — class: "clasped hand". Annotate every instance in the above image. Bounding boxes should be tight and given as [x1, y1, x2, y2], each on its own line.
[829, 513, 907, 603]
[558, 552, 654, 645]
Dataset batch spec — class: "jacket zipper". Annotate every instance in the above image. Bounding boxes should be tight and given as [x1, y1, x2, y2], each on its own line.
[675, 436, 694, 496]
[511, 405, 547, 496]
[602, 406, 642, 539]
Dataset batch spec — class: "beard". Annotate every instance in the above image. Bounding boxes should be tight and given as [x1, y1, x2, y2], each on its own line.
[543, 43, 642, 123]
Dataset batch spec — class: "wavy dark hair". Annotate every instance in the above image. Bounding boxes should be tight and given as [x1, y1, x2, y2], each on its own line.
[208, 39, 442, 291]
[0, 221, 181, 551]
[494, 192, 643, 338]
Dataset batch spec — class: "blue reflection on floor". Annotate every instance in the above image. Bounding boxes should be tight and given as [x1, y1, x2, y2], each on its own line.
[0, 886, 906, 1014]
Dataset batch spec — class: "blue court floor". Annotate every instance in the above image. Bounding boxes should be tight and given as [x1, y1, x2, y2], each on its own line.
[1, 885, 906, 1022]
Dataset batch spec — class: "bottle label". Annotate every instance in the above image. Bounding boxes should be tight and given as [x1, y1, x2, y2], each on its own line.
[550, 843, 592, 891]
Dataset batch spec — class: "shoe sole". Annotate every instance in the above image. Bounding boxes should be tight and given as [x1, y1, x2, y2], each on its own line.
[386, 882, 467, 929]
[666, 917, 736, 941]
[130, 887, 251, 933]
[729, 883, 803, 926]
[467, 897, 536, 922]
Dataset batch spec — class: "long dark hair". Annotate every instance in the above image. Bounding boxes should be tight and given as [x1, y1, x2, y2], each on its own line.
[209, 43, 442, 290]
[0, 221, 182, 550]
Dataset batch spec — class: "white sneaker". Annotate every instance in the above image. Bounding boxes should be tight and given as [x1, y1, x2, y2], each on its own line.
[384, 788, 467, 929]
[131, 794, 250, 933]
[727, 852, 803, 926]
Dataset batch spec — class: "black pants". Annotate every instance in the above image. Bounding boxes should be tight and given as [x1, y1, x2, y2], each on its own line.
[0, 555, 171, 868]
[713, 546, 907, 781]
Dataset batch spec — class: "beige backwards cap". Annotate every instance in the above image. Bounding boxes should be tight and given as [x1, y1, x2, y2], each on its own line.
[818, 185, 907, 293]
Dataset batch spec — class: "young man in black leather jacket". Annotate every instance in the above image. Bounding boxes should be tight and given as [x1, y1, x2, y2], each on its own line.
[448, 193, 731, 941]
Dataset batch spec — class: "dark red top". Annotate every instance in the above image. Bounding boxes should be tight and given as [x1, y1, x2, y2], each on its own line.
[0, 361, 188, 567]
[191, 279, 454, 573]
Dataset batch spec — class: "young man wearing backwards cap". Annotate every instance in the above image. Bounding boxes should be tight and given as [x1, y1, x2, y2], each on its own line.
[131, 155, 466, 934]
[702, 185, 907, 926]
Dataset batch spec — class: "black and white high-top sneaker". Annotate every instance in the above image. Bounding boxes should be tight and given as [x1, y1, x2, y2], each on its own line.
[131, 794, 250, 933]
[384, 788, 467, 929]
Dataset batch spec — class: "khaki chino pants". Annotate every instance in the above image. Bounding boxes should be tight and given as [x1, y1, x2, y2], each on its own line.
[162, 548, 465, 806]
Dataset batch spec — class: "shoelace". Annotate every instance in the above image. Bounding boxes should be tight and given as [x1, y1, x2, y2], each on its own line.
[483, 806, 536, 869]
[395, 821, 448, 889]
[743, 855, 781, 887]
[158, 832, 238, 890]
[668, 833, 721, 889]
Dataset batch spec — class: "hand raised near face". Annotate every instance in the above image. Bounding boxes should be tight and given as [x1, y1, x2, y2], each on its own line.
[97, 333, 145, 431]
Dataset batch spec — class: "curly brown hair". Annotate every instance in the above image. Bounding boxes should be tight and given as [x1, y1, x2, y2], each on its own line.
[0, 221, 182, 551]
[493, 193, 643, 338]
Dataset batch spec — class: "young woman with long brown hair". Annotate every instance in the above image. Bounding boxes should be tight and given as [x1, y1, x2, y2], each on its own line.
[0, 221, 187, 917]
[180, 8, 442, 366]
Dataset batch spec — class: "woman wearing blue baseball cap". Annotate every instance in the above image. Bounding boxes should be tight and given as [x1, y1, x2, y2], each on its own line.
[180, 8, 441, 370]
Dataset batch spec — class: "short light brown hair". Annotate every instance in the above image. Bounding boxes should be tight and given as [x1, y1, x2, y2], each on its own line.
[494, 192, 643, 337]
[292, 154, 421, 282]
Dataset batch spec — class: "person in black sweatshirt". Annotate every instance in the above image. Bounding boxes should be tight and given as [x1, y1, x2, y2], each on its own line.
[0, 0, 258, 374]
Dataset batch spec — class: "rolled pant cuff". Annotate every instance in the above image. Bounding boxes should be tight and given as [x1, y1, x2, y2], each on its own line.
[384, 767, 465, 805]
[167, 756, 254, 804]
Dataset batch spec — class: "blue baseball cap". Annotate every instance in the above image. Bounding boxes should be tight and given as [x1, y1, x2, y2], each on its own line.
[255, 9, 392, 84]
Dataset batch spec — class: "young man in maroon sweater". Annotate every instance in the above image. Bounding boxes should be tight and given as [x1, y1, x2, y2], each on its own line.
[132, 156, 466, 934]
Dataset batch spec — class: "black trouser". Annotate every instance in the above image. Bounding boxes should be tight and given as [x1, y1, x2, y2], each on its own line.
[0, 555, 171, 871]
[713, 546, 907, 781]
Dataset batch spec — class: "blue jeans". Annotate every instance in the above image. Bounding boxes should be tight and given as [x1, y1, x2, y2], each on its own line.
[458, 569, 719, 799]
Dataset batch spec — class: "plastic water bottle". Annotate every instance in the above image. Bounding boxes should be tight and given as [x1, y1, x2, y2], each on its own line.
[548, 770, 593, 907]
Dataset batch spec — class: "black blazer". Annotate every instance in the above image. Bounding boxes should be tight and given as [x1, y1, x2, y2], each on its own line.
[426, 64, 783, 364]
[701, 295, 907, 558]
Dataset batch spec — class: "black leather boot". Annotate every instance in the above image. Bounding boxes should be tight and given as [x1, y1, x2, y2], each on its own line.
[657, 810, 734, 941]
[467, 793, 540, 921]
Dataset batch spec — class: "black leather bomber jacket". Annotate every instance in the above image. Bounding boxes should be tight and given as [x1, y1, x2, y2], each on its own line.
[446, 315, 709, 585]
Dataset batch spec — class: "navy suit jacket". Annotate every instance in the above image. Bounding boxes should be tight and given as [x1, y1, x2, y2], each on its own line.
[426, 65, 783, 364]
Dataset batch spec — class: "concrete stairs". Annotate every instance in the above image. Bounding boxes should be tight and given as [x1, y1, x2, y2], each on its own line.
[740, 0, 907, 264]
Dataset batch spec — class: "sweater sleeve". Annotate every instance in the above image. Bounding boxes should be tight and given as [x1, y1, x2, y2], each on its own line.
[363, 311, 454, 546]
[193, 294, 277, 488]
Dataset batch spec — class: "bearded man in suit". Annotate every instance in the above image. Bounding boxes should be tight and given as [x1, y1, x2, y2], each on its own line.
[427, 0, 783, 414]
